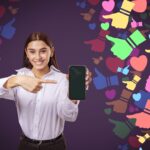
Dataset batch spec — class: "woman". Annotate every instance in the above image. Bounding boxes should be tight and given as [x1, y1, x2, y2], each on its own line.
[0, 32, 92, 150]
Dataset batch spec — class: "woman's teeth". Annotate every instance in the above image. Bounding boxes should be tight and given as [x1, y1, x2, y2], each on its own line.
[35, 61, 43, 65]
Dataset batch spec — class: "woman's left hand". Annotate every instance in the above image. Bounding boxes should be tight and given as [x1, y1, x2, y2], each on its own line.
[66, 68, 92, 104]
[66, 68, 92, 90]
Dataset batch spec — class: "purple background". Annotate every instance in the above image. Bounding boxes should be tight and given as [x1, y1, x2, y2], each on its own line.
[0, 0, 150, 150]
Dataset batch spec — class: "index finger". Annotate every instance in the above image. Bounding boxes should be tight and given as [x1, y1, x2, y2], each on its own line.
[40, 80, 57, 84]
[102, 14, 113, 19]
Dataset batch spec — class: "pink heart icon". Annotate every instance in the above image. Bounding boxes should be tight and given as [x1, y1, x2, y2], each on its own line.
[105, 89, 116, 100]
[130, 55, 148, 72]
[133, 0, 147, 13]
[102, 0, 115, 12]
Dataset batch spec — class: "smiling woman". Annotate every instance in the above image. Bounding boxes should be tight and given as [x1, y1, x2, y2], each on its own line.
[24, 33, 58, 79]
[23, 32, 58, 71]
[0, 32, 92, 150]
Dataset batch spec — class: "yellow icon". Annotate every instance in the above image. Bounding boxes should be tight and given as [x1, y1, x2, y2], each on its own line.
[137, 133, 150, 144]
[145, 49, 150, 53]
[122, 75, 141, 91]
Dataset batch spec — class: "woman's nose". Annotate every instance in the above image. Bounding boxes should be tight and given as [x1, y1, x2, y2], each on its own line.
[35, 53, 41, 59]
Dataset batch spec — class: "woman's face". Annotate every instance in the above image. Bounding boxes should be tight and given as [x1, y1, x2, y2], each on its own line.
[25, 40, 53, 71]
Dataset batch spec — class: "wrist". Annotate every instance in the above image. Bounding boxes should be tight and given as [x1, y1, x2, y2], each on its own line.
[121, 89, 132, 101]
[121, 0, 135, 12]
[129, 30, 146, 46]
[144, 133, 150, 139]
[133, 75, 141, 82]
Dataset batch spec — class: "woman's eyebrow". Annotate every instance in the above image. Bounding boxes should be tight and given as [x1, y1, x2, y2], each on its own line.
[27, 47, 47, 51]
[40, 47, 47, 50]
[27, 48, 35, 51]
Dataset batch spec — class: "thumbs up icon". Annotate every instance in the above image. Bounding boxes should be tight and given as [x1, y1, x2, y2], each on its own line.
[0, 18, 16, 39]
[106, 30, 146, 60]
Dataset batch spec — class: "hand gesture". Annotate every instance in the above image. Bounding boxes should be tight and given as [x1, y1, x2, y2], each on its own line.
[1, 18, 16, 39]
[106, 30, 146, 60]
[103, 0, 135, 29]
[17, 75, 57, 93]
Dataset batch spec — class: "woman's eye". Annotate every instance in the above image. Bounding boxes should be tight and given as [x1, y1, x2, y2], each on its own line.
[41, 50, 46, 53]
[30, 51, 35, 54]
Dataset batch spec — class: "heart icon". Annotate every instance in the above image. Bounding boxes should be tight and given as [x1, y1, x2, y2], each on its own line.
[100, 22, 110, 30]
[133, 0, 147, 13]
[105, 89, 116, 100]
[132, 93, 141, 101]
[88, 23, 96, 30]
[128, 136, 141, 148]
[105, 57, 124, 73]
[130, 55, 148, 72]
[126, 48, 140, 66]
[102, 0, 115, 12]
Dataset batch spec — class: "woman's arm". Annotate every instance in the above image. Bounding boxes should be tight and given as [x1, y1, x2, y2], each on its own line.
[0, 75, 57, 101]
[0, 75, 18, 101]
[3, 76, 18, 89]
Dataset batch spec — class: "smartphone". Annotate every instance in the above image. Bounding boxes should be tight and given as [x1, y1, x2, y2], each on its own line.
[69, 65, 86, 100]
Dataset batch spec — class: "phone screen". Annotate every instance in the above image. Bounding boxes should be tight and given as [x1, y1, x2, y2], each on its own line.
[69, 65, 86, 100]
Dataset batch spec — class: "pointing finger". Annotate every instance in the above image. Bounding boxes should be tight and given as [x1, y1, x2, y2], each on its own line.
[103, 14, 114, 19]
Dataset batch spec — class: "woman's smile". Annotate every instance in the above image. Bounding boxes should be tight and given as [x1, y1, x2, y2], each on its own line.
[34, 60, 44, 65]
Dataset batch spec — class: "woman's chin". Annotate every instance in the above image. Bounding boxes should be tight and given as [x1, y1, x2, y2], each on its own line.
[33, 65, 46, 70]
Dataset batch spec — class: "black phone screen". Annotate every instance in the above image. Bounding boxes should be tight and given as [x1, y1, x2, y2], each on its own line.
[69, 65, 86, 100]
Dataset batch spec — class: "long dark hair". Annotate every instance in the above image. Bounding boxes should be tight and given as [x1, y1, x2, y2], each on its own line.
[23, 32, 59, 69]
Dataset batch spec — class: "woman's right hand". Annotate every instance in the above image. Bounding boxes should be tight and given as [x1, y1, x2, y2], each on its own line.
[16, 75, 57, 93]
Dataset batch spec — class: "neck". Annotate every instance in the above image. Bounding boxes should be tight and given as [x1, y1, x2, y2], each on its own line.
[32, 66, 50, 79]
